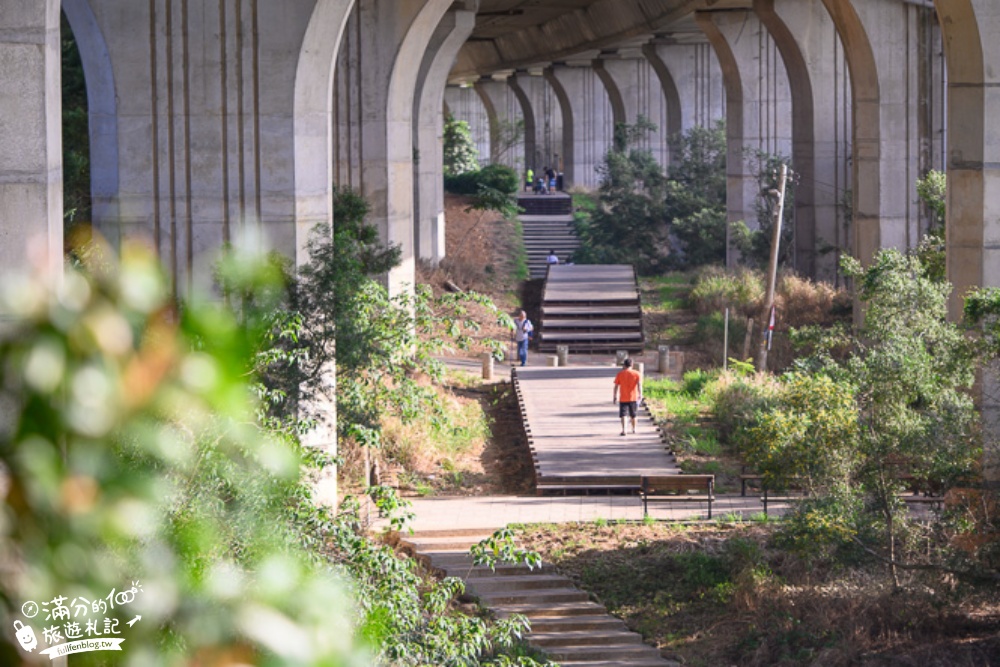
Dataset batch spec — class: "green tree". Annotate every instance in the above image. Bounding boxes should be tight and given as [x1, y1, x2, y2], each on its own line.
[245, 188, 508, 481]
[756, 250, 983, 584]
[914, 169, 947, 282]
[664, 121, 728, 267]
[573, 117, 671, 274]
[443, 114, 480, 176]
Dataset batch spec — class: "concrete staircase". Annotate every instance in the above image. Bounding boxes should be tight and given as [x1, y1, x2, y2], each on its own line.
[400, 530, 674, 667]
[517, 194, 580, 279]
[538, 265, 645, 354]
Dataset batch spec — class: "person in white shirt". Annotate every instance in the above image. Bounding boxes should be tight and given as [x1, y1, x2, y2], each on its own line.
[513, 310, 534, 367]
[546, 250, 559, 265]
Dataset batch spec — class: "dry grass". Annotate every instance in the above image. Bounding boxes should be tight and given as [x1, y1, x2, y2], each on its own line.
[516, 522, 1000, 667]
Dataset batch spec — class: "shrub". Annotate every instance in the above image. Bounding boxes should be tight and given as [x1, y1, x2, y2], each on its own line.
[690, 267, 764, 317]
[445, 164, 519, 196]
[743, 372, 859, 493]
[710, 371, 779, 451]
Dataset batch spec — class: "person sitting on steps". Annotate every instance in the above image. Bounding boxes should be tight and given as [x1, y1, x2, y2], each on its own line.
[546, 250, 559, 265]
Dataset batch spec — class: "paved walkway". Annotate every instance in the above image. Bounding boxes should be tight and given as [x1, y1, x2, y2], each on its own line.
[386, 494, 784, 532]
[514, 366, 679, 479]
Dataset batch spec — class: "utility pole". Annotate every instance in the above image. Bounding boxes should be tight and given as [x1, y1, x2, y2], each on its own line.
[757, 164, 789, 373]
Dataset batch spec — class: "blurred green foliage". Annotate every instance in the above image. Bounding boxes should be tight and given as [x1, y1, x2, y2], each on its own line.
[0, 241, 365, 665]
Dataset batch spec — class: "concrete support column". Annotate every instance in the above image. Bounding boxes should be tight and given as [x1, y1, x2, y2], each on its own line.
[443, 84, 491, 162]
[413, 8, 476, 264]
[543, 68, 575, 187]
[474, 77, 525, 171]
[0, 0, 62, 281]
[820, 0, 926, 267]
[334, 0, 454, 297]
[85, 0, 353, 296]
[938, 0, 1000, 483]
[643, 40, 725, 135]
[593, 54, 671, 168]
[544, 64, 615, 190]
[696, 9, 793, 265]
[510, 73, 563, 179]
[756, 0, 853, 282]
[507, 73, 538, 177]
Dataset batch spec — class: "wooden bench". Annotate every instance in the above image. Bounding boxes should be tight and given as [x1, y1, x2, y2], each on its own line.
[535, 475, 642, 496]
[640, 475, 715, 518]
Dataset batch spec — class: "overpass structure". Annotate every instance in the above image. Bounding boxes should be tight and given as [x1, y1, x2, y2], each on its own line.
[2, 0, 1000, 490]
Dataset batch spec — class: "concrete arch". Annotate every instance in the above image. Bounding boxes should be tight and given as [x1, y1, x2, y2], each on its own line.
[508, 74, 538, 173]
[592, 59, 626, 130]
[63, 0, 119, 231]
[641, 42, 683, 148]
[413, 8, 476, 263]
[293, 0, 355, 266]
[818, 0, 881, 267]
[381, 0, 455, 295]
[543, 67, 575, 187]
[754, 0, 816, 277]
[473, 80, 500, 163]
[695, 11, 745, 267]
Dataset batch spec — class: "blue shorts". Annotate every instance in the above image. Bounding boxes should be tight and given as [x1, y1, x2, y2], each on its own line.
[618, 401, 637, 418]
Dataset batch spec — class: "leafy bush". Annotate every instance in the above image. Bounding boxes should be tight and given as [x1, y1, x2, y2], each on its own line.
[445, 164, 520, 196]
[0, 241, 365, 665]
[710, 371, 779, 450]
[742, 373, 858, 493]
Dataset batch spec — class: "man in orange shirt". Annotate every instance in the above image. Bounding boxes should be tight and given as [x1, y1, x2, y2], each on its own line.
[613, 358, 643, 436]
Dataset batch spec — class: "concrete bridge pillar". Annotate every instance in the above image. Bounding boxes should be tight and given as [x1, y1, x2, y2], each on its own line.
[544, 64, 615, 190]
[820, 0, 935, 268]
[937, 0, 1000, 483]
[0, 0, 63, 281]
[77, 0, 354, 296]
[755, 0, 853, 282]
[413, 8, 476, 264]
[696, 9, 793, 266]
[507, 73, 538, 177]
[508, 70, 564, 179]
[593, 54, 671, 168]
[642, 40, 725, 136]
[443, 84, 491, 163]
[473, 77, 525, 171]
[333, 0, 455, 297]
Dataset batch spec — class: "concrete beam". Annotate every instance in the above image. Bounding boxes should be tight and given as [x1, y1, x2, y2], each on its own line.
[453, 0, 715, 79]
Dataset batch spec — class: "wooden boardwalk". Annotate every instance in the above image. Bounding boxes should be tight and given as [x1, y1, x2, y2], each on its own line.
[513, 366, 679, 487]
